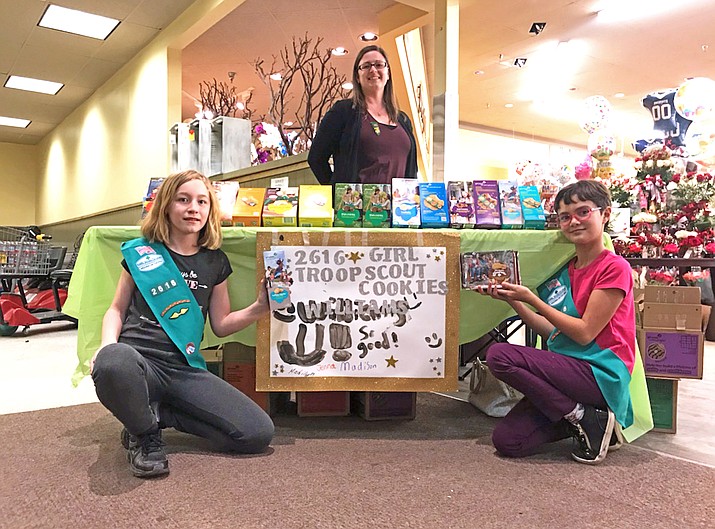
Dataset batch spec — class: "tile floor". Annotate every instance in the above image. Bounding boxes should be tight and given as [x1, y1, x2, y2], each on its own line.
[1, 320, 713, 468]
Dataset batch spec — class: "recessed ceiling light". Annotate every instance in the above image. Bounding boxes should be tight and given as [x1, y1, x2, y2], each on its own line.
[38, 4, 120, 40]
[341, 82, 353, 90]
[283, 121, 294, 127]
[0, 116, 31, 128]
[529, 22, 546, 35]
[505, 103, 514, 108]
[359, 32, 379, 42]
[331, 47, 349, 56]
[614, 92, 625, 98]
[5, 75, 63, 95]
[474, 70, 485, 75]
[269, 72, 283, 81]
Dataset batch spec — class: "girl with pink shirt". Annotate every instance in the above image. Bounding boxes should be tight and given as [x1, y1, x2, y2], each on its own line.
[476, 180, 635, 465]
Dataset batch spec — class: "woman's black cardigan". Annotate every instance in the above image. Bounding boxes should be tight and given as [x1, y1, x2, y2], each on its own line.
[307, 99, 418, 184]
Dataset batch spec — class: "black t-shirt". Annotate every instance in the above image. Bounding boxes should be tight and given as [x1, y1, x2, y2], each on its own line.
[119, 246, 232, 363]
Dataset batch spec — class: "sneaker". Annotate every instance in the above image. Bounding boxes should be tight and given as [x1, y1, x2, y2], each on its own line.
[609, 422, 624, 452]
[570, 405, 615, 465]
[120, 427, 136, 450]
[125, 428, 169, 478]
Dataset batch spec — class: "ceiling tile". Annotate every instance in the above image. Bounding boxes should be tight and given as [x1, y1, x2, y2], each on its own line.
[94, 21, 159, 62]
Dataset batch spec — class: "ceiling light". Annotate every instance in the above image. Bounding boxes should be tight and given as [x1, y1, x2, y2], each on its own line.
[341, 82, 353, 90]
[359, 32, 379, 42]
[5, 75, 63, 95]
[529, 22, 546, 35]
[474, 70, 485, 75]
[331, 47, 349, 56]
[505, 103, 514, 108]
[283, 121, 294, 127]
[0, 116, 31, 128]
[38, 4, 120, 40]
[269, 72, 283, 81]
[513, 58, 527, 68]
[614, 92, 625, 98]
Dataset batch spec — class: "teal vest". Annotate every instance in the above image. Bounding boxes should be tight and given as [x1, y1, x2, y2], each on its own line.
[121, 238, 207, 370]
[538, 266, 633, 428]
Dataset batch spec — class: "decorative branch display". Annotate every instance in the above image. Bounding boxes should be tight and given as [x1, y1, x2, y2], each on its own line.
[252, 33, 349, 155]
[198, 75, 255, 121]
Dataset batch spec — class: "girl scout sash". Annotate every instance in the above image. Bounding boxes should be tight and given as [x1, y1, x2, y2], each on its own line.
[537, 266, 633, 428]
[121, 238, 207, 370]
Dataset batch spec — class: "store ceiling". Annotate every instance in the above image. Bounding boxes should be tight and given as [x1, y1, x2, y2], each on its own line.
[1, 0, 714, 155]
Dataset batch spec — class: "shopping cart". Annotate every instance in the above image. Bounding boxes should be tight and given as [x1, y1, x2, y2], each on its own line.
[0, 226, 77, 336]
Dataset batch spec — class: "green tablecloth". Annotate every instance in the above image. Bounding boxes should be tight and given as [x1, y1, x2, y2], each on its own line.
[65, 226, 652, 441]
[65, 226, 577, 383]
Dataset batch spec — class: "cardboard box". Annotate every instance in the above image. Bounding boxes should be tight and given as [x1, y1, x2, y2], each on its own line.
[447, 181, 476, 228]
[262, 187, 298, 227]
[642, 303, 702, 331]
[473, 180, 501, 229]
[298, 185, 333, 227]
[222, 343, 269, 411]
[518, 185, 545, 229]
[644, 285, 701, 304]
[232, 188, 265, 227]
[498, 180, 523, 229]
[351, 391, 417, 421]
[296, 391, 351, 417]
[391, 178, 421, 228]
[201, 346, 224, 378]
[637, 327, 704, 379]
[646, 377, 678, 433]
[362, 184, 391, 228]
[334, 183, 363, 227]
[418, 182, 449, 228]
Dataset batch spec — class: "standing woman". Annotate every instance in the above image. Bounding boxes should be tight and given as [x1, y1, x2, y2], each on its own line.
[308, 45, 418, 184]
[91, 170, 273, 478]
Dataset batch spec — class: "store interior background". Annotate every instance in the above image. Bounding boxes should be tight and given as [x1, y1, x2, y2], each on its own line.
[2, 0, 715, 231]
[1, 0, 715, 470]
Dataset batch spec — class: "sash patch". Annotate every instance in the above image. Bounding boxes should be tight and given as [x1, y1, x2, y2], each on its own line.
[169, 307, 189, 319]
[136, 253, 165, 272]
[161, 299, 191, 318]
[186, 342, 196, 355]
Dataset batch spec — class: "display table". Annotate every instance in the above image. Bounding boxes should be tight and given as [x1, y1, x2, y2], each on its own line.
[65, 226, 578, 383]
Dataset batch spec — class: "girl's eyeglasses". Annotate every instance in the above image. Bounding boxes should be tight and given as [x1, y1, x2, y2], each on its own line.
[357, 61, 388, 71]
[557, 206, 602, 225]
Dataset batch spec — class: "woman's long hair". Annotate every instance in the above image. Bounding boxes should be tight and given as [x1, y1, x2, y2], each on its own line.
[351, 45, 399, 124]
[141, 170, 223, 249]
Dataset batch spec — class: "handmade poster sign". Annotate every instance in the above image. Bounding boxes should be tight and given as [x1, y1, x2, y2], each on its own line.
[255, 230, 460, 391]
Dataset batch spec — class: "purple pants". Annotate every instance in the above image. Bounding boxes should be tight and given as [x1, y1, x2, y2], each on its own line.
[485, 342, 607, 457]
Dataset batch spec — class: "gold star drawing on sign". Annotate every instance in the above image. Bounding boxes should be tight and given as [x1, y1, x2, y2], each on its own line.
[434, 255, 441, 262]
[347, 251, 363, 264]
[385, 355, 398, 368]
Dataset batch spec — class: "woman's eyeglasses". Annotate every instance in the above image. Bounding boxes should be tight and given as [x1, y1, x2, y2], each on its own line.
[557, 206, 602, 225]
[357, 60, 388, 71]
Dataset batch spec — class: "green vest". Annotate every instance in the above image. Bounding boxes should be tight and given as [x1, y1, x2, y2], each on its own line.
[121, 238, 207, 370]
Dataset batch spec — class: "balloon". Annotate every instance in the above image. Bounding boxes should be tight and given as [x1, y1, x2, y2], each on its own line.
[674, 77, 715, 122]
[588, 130, 616, 160]
[685, 116, 715, 167]
[578, 95, 611, 134]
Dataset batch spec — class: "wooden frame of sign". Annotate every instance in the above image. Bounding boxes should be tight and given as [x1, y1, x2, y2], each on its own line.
[255, 229, 461, 392]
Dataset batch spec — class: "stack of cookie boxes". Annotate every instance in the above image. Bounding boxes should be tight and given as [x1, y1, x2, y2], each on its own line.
[636, 285, 705, 433]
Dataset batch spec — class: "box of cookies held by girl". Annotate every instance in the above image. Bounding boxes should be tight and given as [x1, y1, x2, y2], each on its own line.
[418, 182, 449, 228]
